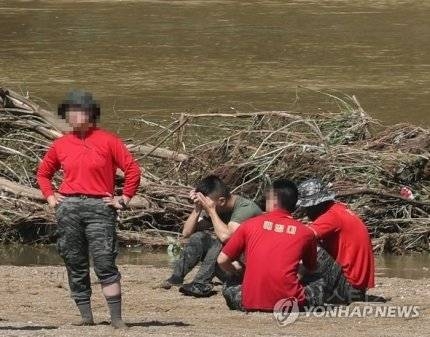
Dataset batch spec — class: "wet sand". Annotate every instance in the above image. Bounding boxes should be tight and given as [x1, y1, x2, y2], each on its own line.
[0, 265, 428, 337]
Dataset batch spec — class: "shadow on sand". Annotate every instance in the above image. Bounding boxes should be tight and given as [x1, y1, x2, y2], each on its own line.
[0, 325, 57, 331]
[98, 320, 192, 328]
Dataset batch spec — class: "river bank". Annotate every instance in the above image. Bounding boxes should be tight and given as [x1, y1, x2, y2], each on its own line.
[0, 244, 429, 279]
[1, 88, 429, 254]
[0, 265, 428, 337]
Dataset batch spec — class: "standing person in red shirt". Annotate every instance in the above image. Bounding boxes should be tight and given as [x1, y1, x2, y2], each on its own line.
[297, 179, 375, 304]
[37, 90, 141, 329]
[217, 179, 325, 311]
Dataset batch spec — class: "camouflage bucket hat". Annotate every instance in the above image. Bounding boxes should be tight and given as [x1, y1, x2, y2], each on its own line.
[297, 179, 335, 207]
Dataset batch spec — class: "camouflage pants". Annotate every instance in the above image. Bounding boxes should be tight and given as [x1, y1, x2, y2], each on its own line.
[55, 197, 121, 300]
[222, 276, 326, 312]
[171, 231, 228, 285]
[315, 247, 366, 304]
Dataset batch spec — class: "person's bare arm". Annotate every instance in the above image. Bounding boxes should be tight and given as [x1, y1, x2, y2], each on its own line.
[182, 189, 203, 238]
[228, 221, 241, 234]
[218, 225, 247, 277]
[182, 208, 202, 238]
[217, 252, 240, 275]
[208, 210, 231, 243]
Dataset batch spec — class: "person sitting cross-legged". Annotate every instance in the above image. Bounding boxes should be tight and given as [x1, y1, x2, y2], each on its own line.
[218, 179, 326, 311]
[161, 175, 262, 298]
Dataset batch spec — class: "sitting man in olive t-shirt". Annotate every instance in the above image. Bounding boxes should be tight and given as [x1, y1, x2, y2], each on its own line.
[161, 175, 262, 297]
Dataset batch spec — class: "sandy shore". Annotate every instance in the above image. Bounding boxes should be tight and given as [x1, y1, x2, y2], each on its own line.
[0, 265, 428, 337]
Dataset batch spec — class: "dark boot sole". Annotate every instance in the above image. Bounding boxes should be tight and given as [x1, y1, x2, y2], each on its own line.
[179, 287, 217, 298]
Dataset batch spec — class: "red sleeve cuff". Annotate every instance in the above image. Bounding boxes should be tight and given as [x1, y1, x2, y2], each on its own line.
[221, 246, 235, 260]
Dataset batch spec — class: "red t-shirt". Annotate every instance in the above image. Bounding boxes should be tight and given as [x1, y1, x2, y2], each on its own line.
[37, 127, 141, 198]
[222, 209, 317, 311]
[309, 202, 375, 289]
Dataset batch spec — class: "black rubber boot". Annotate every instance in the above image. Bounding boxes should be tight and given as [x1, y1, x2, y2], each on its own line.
[179, 282, 215, 298]
[73, 298, 94, 326]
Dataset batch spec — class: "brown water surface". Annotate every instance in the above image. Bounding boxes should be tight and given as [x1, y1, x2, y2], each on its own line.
[0, 244, 428, 279]
[0, 0, 429, 136]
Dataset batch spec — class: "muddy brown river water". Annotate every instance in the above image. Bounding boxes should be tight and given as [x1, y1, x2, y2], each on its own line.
[0, 0, 429, 136]
[0, 245, 428, 279]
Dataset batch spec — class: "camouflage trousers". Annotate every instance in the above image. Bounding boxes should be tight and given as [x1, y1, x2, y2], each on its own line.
[315, 247, 366, 304]
[222, 275, 326, 312]
[171, 231, 229, 286]
[55, 197, 121, 300]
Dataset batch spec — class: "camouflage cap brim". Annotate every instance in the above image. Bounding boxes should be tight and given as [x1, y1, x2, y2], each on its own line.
[297, 192, 336, 208]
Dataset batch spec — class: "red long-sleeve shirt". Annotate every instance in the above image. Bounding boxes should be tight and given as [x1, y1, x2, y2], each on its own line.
[37, 127, 141, 199]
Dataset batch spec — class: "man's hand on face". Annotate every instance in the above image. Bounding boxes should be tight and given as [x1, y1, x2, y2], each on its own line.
[189, 189, 197, 200]
[189, 189, 202, 212]
[195, 192, 216, 214]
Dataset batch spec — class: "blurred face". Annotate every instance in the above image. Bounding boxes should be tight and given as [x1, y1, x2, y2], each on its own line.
[265, 190, 278, 212]
[208, 194, 227, 212]
[66, 107, 90, 130]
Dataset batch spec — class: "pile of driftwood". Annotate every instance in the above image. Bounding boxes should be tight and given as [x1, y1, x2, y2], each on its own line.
[0, 87, 429, 254]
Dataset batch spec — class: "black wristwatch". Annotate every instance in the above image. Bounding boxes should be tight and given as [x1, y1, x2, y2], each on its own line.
[118, 197, 128, 210]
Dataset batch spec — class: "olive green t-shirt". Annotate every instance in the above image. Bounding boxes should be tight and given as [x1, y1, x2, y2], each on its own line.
[219, 195, 262, 225]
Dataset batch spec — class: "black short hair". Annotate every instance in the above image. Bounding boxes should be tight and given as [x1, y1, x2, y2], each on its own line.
[270, 179, 298, 212]
[57, 103, 101, 123]
[195, 175, 230, 198]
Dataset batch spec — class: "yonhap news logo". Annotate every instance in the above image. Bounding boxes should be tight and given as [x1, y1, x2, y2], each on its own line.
[273, 298, 300, 326]
[273, 298, 420, 327]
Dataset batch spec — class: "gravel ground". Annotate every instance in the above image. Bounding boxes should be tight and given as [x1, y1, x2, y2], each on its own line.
[0, 265, 428, 337]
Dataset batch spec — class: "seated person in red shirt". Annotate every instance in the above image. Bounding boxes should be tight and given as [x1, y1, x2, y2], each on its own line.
[217, 179, 325, 312]
[297, 179, 375, 304]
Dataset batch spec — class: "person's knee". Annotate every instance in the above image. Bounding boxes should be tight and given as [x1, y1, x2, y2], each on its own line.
[185, 231, 212, 252]
[93, 254, 121, 285]
[189, 231, 211, 243]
